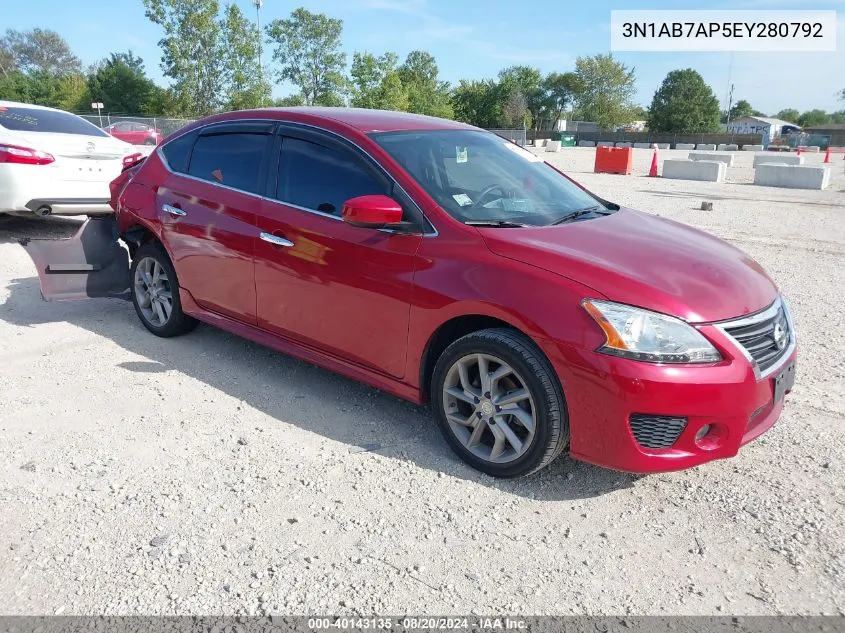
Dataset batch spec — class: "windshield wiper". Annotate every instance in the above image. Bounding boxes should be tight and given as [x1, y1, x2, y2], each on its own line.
[465, 220, 531, 228]
[550, 206, 608, 225]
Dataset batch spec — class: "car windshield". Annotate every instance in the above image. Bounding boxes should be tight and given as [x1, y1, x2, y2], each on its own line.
[370, 129, 612, 226]
[0, 105, 109, 137]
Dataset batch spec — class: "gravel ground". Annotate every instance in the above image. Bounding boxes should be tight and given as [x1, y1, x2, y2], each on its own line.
[1, 148, 843, 616]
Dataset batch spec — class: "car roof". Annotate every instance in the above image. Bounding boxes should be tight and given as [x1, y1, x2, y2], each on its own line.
[248, 107, 477, 133]
[0, 100, 70, 113]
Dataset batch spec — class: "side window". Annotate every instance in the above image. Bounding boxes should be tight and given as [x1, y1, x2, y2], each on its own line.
[278, 137, 387, 216]
[188, 132, 270, 194]
[160, 131, 196, 174]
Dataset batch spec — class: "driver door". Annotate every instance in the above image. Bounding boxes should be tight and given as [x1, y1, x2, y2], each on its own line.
[253, 128, 424, 379]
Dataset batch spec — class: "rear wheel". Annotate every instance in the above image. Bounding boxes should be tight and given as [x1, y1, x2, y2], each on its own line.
[130, 242, 197, 337]
[431, 328, 569, 478]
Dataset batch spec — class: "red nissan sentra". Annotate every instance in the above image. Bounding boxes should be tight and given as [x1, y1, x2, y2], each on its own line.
[23, 108, 797, 478]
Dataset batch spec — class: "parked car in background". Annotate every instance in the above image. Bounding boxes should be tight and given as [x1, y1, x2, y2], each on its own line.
[22, 107, 797, 478]
[0, 100, 142, 216]
[104, 121, 163, 146]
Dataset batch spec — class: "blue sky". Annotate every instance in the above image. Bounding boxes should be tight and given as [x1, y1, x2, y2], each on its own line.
[4, 0, 844, 115]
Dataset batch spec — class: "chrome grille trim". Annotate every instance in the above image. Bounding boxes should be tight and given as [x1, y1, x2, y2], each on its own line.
[714, 297, 795, 380]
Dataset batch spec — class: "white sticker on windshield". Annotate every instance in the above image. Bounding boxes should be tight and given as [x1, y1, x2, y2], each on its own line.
[456, 146, 468, 163]
[503, 142, 543, 162]
[452, 193, 473, 206]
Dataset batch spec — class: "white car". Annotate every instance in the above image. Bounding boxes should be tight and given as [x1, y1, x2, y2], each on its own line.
[0, 100, 141, 216]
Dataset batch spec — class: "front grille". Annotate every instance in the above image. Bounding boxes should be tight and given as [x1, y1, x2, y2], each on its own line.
[629, 415, 687, 449]
[721, 300, 792, 375]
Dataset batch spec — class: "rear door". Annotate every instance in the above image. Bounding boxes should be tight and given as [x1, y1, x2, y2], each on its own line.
[156, 121, 276, 324]
[253, 127, 423, 378]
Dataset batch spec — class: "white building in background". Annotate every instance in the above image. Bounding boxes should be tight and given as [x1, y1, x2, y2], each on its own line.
[726, 116, 800, 139]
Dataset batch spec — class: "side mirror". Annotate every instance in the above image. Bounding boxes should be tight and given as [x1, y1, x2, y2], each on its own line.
[341, 195, 403, 228]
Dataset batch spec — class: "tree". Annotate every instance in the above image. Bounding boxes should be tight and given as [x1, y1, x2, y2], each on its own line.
[143, 0, 224, 115]
[798, 109, 829, 127]
[775, 108, 800, 123]
[497, 65, 542, 129]
[220, 3, 270, 110]
[0, 29, 81, 77]
[349, 52, 408, 111]
[87, 52, 159, 114]
[573, 53, 636, 130]
[647, 69, 721, 133]
[502, 90, 527, 128]
[265, 8, 345, 107]
[729, 99, 755, 121]
[398, 50, 453, 118]
[451, 79, 504, 129]
[839, 88, 845, 103]
[541, 72, 582, 128]
[273, 94, 306, 107]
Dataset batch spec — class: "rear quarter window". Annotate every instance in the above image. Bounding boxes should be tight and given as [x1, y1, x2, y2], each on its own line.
[0, 106, 108, 137]
[160, 131, 197, 174]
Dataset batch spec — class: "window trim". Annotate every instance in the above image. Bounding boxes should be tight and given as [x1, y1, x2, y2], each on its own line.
[156, 117, 437, 236]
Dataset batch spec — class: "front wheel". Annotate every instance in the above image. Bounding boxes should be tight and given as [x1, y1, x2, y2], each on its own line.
[130, 242, 197, 337]
[431, 328, 569, 478]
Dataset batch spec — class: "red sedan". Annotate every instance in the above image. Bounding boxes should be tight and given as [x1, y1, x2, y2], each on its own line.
[23, 108, 796, 478]
[103, 121, 162, 146]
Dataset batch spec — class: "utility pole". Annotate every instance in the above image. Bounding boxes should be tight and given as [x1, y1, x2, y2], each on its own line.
[726, 83, 735, 129]
[253, 0, 264, 106]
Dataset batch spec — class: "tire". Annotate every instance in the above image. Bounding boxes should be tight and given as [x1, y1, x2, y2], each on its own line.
[431, 328, 569, 478]
[130, 241, 198, 337]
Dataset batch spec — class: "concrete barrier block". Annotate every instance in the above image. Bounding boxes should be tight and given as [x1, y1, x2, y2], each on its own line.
[540, 139, 548, 147]
[597, 141, 614, 147]
[724, 144, 739, 151]
[717, 144, 727, 151]
[662, 159, 726, 182]
[753, 153, 804, 167]
[545, 140, 561, 152]
[807, 146, 820, 153]
[633, 143, 652, 149]
[696, 144, 716, 151]
[657, 143, 671, 150]
[578, 140, 596, 147]
[676, 143, 695, 150]
[688, 152, 736, 167]
[615, 142, 632, 148]
[754, 164, 829, 189]
[742, 144, 764, 151]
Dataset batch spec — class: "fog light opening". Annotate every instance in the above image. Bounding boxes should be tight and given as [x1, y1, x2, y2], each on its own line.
[694, 423, 727, 450]
[695, 424, 712, 443]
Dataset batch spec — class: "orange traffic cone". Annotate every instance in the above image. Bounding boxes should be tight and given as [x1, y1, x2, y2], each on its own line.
[796, 148, 802, 156]
[648, 147, 659, 177]
[823, 147, 831, 163]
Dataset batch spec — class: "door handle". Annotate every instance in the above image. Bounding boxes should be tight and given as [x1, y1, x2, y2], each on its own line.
[260, 232, 294, 247]
[162, 203, 186, 217]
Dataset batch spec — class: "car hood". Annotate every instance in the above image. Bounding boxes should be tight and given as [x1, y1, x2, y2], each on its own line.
[480, 208, 778, 323]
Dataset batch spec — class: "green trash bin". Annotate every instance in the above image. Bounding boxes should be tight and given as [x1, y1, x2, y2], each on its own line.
[558, 134, 576, 147]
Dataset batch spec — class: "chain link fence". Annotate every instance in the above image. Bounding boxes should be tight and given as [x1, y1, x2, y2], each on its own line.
[488, 129, 528, 146]
[78, 114, 195, 138]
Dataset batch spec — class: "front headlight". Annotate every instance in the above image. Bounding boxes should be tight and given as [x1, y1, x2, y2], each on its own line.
[582, 299, 722, 363]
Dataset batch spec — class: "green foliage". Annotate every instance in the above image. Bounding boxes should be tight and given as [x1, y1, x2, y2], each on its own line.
[87, 51, 159, 114]
[220, 3, 270, 110]
[798, 109, 830, 127]
[541, 72, 583, 126]
[497, 65, 543, 129]
[143, 0, 224, 116]
[728, 99, 755, 121]
[775, 108, 800, 123]
[647, 68, 720, 133]
[349, 52, 408, 111]
[398, 50, 452, 118]
[573, 53, 637, 130]
[273, 94, 306, 107]
[451, 79, 504, 128]
[1, 28, 81, 77]
[265, 8, 346, 107]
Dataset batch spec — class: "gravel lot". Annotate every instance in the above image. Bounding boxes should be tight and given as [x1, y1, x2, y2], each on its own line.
[1, 148, 843, 616]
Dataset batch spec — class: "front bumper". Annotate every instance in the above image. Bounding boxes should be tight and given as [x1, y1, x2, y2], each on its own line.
[540, 328, 797, 474]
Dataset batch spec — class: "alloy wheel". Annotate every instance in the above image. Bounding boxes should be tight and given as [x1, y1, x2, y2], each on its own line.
[133, 256, 173, 327]
[442, 353, 537, 464]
